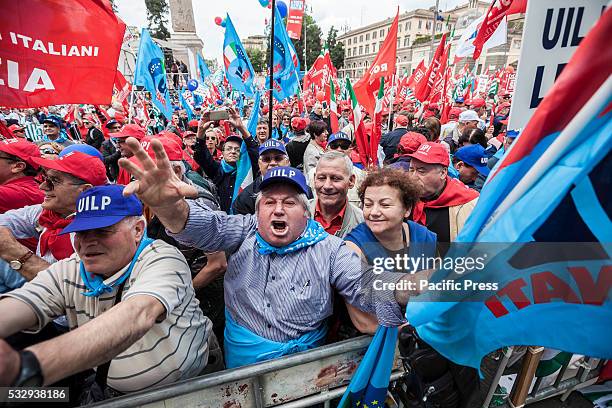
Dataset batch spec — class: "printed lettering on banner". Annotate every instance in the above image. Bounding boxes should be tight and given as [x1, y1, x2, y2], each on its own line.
[508, 0, 606, 129]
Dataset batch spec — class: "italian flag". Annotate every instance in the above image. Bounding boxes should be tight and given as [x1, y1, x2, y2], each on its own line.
[347, 77, 369, 167]
[370, 77, 385, 167]
[330, 76, 339, 133]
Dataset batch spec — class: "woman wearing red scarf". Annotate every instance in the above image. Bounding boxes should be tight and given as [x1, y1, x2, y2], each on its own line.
[407, 142, 479, 246]
[0, 152, 107, 281]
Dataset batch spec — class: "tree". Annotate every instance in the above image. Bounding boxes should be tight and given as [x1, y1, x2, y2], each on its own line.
[145, 0, 170, 40]
[326, 26, 345, 70]
[246, 48, 266, 73]
[293, 14, 323, 69]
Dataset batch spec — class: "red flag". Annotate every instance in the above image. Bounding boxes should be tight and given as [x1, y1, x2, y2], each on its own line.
[427, 44, 450, 104]
[0, 0, 126, 107]
[472, 0, 512, 60]
[413, 33, 447, 102]
[407, 59, 427, 90]
[507, 0, 527, 16]
[113, 70, 132, 111]
[303, 49, 335, 94]
[353, 8, 399, 116]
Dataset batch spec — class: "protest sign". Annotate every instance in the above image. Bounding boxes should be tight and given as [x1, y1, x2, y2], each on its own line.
[286, 0, 306, 40]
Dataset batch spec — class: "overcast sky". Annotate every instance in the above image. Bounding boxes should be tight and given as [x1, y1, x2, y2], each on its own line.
[116, 0, 466, 63]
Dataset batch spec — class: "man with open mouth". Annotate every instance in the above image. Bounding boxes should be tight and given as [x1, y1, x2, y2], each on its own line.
[118, 138, 429, 369]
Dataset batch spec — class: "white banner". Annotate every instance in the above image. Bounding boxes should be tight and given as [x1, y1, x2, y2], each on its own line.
[508, 0, 607, 129]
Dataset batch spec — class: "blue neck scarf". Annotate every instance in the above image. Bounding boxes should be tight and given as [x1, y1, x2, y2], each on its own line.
[256, 219, 328, 255]
[79, 236, 154, 297]
[220, 159, 237, 175]
[42, 130, 68, 144]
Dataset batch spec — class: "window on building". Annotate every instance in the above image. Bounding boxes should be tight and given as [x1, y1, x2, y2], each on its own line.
[437, 23, 442, 31]
[418, 20, 422, 29]
[405, 22, 409, 31]
[404, 36, 409, 47]
[399, 24, 402, 33]
[347, 48, 351, 57]
[366, 33, 370, 40]
[348, 38, 351, 45]
[359, 45, 363, 55]
[408, 21, 412, 30]
[380, 29, 384, 37]
[373, 31, 377, 39]
[353, 46, 357, 55]
[365, 44, 369, 54]
[380, 41, 384, 48]
[426, 21, 431, 30]
[359, 34, 363, 42]
[397, 37, 400, 48]
[372, 43, 376, 52]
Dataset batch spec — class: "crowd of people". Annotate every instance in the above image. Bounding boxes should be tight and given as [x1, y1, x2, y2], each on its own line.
[0, 89, 515, 403]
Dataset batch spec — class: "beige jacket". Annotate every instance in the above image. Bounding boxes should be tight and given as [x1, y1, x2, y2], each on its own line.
[309, 199, 364, 239]
[448, 197, 479, 241]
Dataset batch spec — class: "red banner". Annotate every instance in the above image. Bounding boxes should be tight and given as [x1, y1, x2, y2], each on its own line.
[472, 0, 513, 60]
[0, 0, 126, 108]
[286, 0, 306, 40]
[407, 59, 427, 90]
[413, 33, 447, 102]
[113, 70, 132, 111]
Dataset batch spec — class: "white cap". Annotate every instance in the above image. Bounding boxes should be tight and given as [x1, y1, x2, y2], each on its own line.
[459, 110, 480, 122]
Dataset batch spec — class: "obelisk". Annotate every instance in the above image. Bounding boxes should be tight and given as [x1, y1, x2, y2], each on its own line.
[168, 0, 204, 77]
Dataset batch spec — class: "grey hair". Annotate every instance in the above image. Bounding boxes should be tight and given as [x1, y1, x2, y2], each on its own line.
[317, 150, 353, 176]
[169, 160, 186, 180]
[254, 190, 311, 218]
[121, 215, 147, 228]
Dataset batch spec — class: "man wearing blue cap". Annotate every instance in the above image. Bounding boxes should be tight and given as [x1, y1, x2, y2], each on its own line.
[453, 144, 490, 191]
[0, 185, 215, 395]
[232, 139, 291, 215]
[40, 115, 75, 148]
[119, 138, 427, 369]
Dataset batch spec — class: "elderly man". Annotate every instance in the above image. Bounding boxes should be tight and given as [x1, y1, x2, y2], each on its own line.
[254, 119, 270, 145]
[0, 185, 214, 397]
[441, 110, 482, 153]
[307, 132, 364, 207]
[119, 140, 424, 368]
[194, 109, 259, 213]
[310, 151, 363, 238]
[408, 142, 479, 245]
[107, 124, 147, 185]
[0, 152, 107, 281]
[232, 139, 291, 215]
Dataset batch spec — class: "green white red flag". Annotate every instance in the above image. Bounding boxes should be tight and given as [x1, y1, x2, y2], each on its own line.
[370, 77, 385, 167]
[347, 77, 369, 166]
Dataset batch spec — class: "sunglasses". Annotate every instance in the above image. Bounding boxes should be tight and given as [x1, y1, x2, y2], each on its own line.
[39, 149, 59, 155]
[39, 172, 84, 190]
[13, 129, 25, 133]
[329, 142, 351, 150]
[206, 136, 217, 141]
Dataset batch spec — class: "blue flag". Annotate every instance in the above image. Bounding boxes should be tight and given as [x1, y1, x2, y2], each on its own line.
[405, 10, 612, 374]
[338, 326, 398, 408]
[133, 29, 173, 120]
[223, 14, 255, 97]
[266, 4, 300, 101]
[246, 90, 261, 137]
[179, 88, 194, 120]
[197, 53, 211, 84]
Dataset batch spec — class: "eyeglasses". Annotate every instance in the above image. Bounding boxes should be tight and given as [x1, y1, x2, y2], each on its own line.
[39, 149, 59, 155]
[329, 142, 351, 151]
[259, 154, 287, 163]
[224, 146, 241, 153]
[83, 121, 91, 125]
[39, 172, 85, 190]
[206, 136, 217, 141]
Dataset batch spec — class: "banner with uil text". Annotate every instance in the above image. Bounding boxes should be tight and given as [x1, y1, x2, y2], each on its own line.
[0, 0, 126, 107]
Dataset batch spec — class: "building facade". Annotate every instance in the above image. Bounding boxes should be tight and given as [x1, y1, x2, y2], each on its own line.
[242, 35, 268, 53]
[338, 0, 523, 81]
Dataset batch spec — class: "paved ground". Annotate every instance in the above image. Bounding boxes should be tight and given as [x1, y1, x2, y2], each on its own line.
[527, 391, 593, 408]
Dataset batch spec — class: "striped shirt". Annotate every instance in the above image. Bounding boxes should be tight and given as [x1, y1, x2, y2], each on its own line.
[0, 240, 211, 393]
[170, 201, 404, 343]
[0, 205, 59, 263]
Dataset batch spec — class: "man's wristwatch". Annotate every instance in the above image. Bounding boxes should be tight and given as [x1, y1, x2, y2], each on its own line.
[12, 350, 44, 387]
[9, 250, 34, 271]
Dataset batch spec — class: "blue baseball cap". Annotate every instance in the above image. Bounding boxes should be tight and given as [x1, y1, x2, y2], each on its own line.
[258, 139, 287, 156]
[60, 185, 143, 235]
[506, 129, 521, 139]
[454, 145, 490, 177]
[327, 132, 351, 145]
[42, 115, 62, 128]
[60, 144, 104, 162]
[455, 96, 465, 104]
[259, 166, 308, 195]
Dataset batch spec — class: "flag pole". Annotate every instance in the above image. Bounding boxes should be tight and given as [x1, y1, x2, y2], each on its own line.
[127, 84, 136, 123]
[268, 0, 276, 132]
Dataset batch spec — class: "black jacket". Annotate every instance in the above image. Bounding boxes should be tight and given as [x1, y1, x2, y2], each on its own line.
[101, 139, 121, 181]
[379, 127, 408, 162]
[193, 137, 259, 213]
[285, 133, 310, 170]
[85, 127, 105, 150]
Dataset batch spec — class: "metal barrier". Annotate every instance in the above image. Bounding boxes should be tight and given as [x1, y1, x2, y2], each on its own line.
[90, 337, 603, 408]
[90, 335, 403, 408]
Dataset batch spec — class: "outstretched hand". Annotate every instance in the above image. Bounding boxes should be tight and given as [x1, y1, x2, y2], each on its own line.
[118, 137, 197, 209]
[227, 107, 244, 130]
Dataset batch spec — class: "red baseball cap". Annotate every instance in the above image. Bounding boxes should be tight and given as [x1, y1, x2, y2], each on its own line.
[8, 124, 26, 137]
[187, 119, 199, 128]
[395, 114, 409, 127]
[470, 98, 486, 108]
[111, 124, 146, 140]
[407, 142, 450, 166]
[32, 151, 107, 185]
[449, 107, 463, 119]
[291, 117, 307, 131]
[141, 136, 183, 161]
[157, 130, 182, 148]
[0, 138, 41, 169]
[397, 132, 427, 155]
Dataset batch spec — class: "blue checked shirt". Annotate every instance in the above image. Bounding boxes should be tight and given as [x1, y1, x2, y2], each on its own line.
[170, 201, 405, 342]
